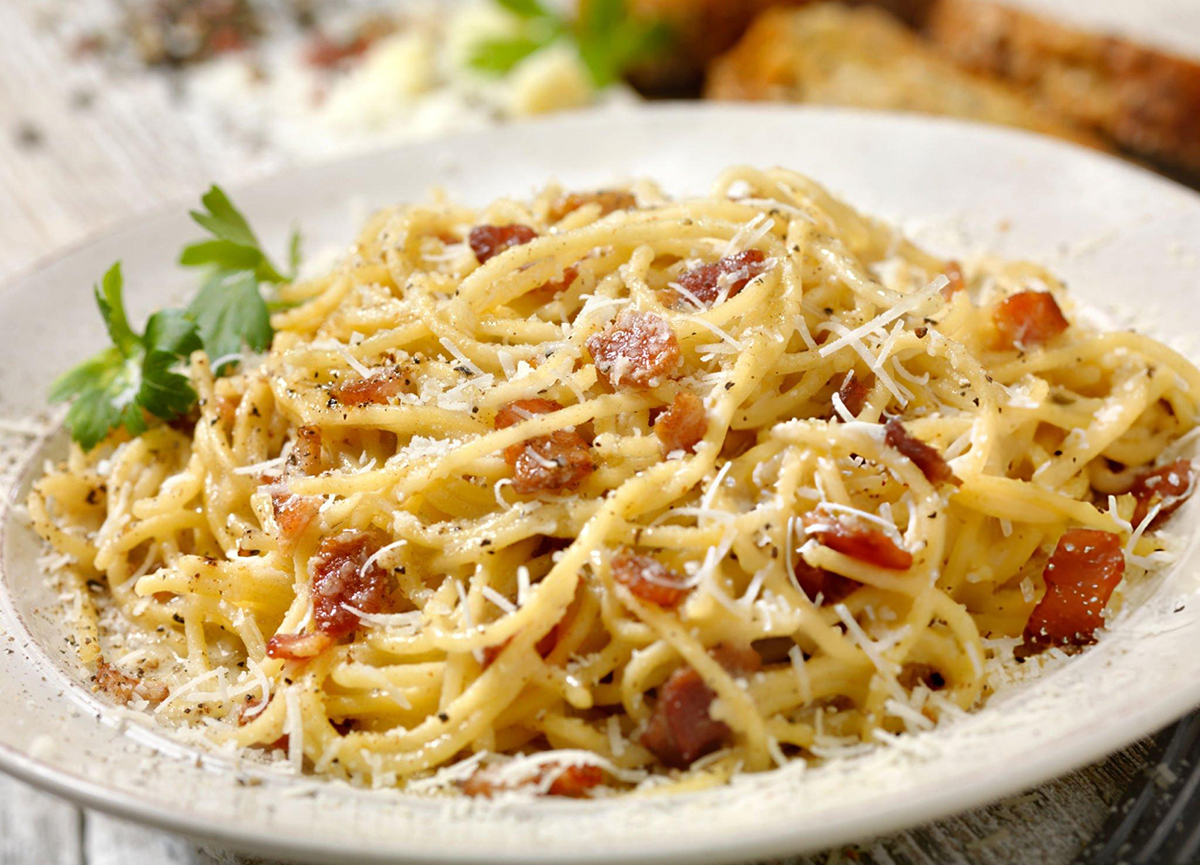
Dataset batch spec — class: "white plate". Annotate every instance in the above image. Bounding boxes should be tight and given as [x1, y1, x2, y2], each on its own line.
[3, 105, 1200, 865]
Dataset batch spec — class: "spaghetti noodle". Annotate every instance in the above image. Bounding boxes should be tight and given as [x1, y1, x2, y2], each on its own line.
[27, 167, 1200, 796]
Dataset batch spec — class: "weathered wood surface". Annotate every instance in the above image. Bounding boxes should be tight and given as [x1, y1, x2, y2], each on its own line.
[0, 1, 1163, 862]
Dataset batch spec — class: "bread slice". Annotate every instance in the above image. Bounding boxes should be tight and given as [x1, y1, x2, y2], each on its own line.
[924, 0, 1200, 178]
[705, 3, 1104, 149]
[607, 0, 787, 94]
[614, 0, 940, 94]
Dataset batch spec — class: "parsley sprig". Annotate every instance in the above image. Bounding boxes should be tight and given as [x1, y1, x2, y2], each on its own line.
[53, 186, 300, 450]
[49, 264, 201, 450]
[181, 186, 299, 374]
[469, 0, 669, 87]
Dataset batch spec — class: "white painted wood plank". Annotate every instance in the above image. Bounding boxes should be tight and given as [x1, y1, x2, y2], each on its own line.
[0, 775, 81, 865]
[83, 812, 205, 865]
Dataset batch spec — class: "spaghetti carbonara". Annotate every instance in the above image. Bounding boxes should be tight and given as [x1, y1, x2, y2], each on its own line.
[28, 167, 1199, 797]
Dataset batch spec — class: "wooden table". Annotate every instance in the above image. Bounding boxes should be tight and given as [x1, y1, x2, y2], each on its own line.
[0, 2, 1164, 862]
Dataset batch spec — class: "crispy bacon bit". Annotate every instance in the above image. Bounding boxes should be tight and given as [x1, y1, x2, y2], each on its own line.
[793, 556, 858, 605]
[640, 644, 761, 768]
[93, 660, 167, 704]
[266, 631, 334, 660]
[479, 639, 510, 669]
[993, 291, 1069, 349]
[1024, 529, 1125, 648]
[709, 642, 762, 677]
[461, 763, 605, 798]
[460, 772, 499, 798]
[537, 263, 579, 297]
[802, 513, 913, 571]
[310, 529, 392, 637]
[494, 398, 593, 495]
[941, 260, 966, 300]
[654, 391, 708, 454]
[586, 310, 683, 389]
[272, 492, 320, 552]
[547, 764, 605, 797]
[835, 373, 869, 420]
[548, 190, 636, 221]
[94, 660, 139, 702]
[1129, 459, 1194, 527]
[288, 426, 323, 475]
[612, 549, 691, 608]
[511, 433, 593, 494]
[884, 419, 961, 486]
[237, 697, 290, 749]
[469, 224, 538, 264]
[215, 393, 240, 429]
[304, 33, 372, 68]
[480, 622, 561, 669]
[494, 398, 564, 435]
[329, 366, 409, 407]
[237, 697, 266, 726]
[676, 249, 768, 306]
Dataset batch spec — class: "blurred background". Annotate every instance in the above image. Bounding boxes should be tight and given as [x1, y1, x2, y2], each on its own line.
[4, 0, 1200, 283]
[2, 1, 1200, 863]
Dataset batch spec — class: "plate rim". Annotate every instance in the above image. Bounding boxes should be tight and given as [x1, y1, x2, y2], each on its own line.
[2, 102, 1200, 864]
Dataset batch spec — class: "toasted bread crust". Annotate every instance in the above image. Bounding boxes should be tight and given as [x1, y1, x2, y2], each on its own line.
[924, 0, 1200, 174]
[705, 4, 1103, 149]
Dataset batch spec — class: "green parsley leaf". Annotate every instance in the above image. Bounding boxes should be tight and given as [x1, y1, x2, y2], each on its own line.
[469, 34, 556, 74]
[471, 0, 670, 87]
[494, 0, 554, 18]
[575, 0, 670, 88]
[49, 263, 201, 450]
[187, 269, 273, 369]
[181, 185, 296, 374]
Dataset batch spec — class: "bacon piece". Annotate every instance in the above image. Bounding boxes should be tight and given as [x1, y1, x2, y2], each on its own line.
[310, 529, 393, 638]
[237, 697, 290, 749]
[494, 398, 593, 495]
[329, 367, 409, 407]
[304, 32, 372, 68]
[480, 622, 561, 669]
[272, 492, 320, 552]
[640, 644, 761, 768]
[94, 660, 165, 703]
[941, 260, 966, 300]
[547, 764, 605, 797]
[469, 224, 538, 264]
[586, 310, 682, 389]
[266, 631, 334, 660]
[884, 419, 961, 486]
[548, 190, 636, 222]
[654, 391, 708, 454]
[1024, 528, 1125, 648]
[531, 264, 579, 298]
[461, 762, 605, 798]
[709, 642, 762, 677]
[676, 249, 768, 306]
[510, 433, 593, 495]
[1129, 459, 1194, 527]
[215, 393, 241, 429]
[835, 373, 868, 420]
[94, 660, 139, 702]
[287, 426, 323, 475]
[993, 291, 1069, 349]
[793, 556, 857, 605]
[802, 512, 913, 571]
[93, 660, 167, 704]
[612, 549, 691, 608]
[494, 398, 564, 439]
[237, 697, 268, 726]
